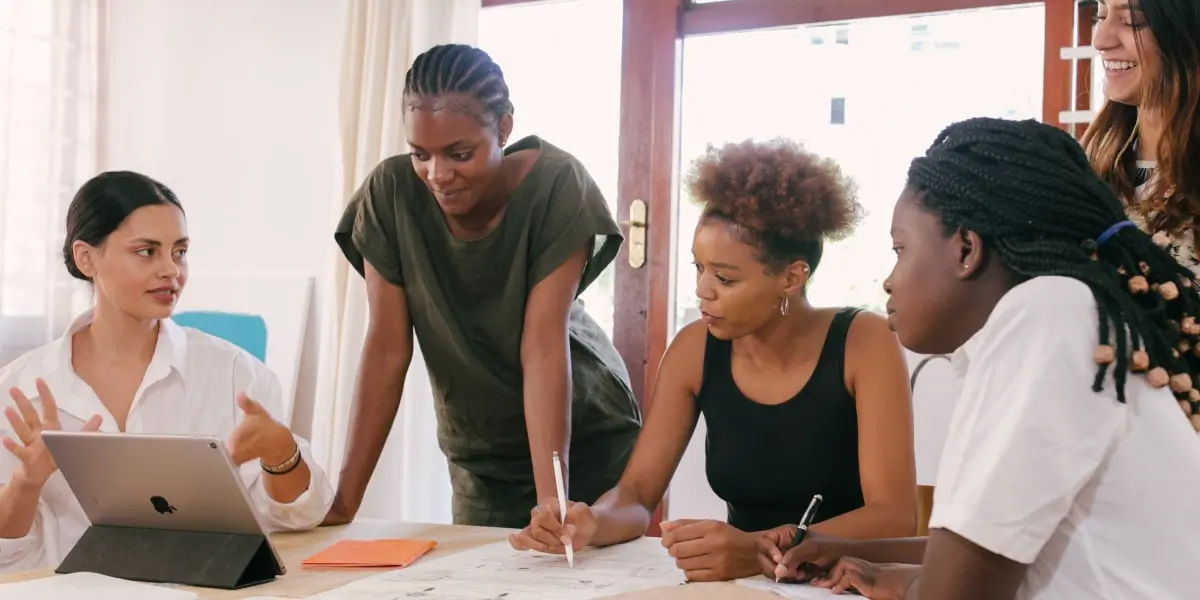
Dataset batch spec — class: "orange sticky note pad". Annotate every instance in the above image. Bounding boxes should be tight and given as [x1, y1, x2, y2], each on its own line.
[301, 539, 437, 568]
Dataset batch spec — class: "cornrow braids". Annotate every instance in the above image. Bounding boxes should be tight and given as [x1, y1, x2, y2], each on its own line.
[908, 117, 1200, 431]
[403, 44, 514, 126]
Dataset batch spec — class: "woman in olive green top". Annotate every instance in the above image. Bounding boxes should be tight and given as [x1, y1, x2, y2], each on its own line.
[326, 44, 643, 528]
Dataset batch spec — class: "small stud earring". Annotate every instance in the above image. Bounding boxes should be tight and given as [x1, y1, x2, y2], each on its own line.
[963, 263, 971, 270]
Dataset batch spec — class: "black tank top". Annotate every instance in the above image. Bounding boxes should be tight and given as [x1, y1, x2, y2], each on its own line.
[698, 307, 865, 533]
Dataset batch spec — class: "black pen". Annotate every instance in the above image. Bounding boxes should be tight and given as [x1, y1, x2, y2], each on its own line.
[790, 493, 823, 548]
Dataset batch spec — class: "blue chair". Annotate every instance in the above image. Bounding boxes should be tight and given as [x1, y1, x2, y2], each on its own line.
[172, 311, 268, 362]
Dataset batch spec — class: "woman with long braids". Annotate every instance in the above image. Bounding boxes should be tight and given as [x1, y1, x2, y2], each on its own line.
[1085, 0, 1200, 425]
[755, 117, 1200, 599]
[327, 44, 641, 527]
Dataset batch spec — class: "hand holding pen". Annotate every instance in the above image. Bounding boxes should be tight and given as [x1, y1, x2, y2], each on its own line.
[507, 454, 599, 557]
[779, 494, 823, 581]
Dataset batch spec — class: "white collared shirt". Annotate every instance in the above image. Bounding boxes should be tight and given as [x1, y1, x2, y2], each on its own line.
[0, 311, 334, 572]
[929, 276, 1200, 599]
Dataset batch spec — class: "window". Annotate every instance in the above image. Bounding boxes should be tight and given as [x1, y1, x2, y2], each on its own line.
[0, 0, 99, 359]
[672, 4, 1045, 329]
[478, 0, 623, 340]
[830, 97, 846, 125]
[909, 17, 962, 52]
[810, 24, 850, 47]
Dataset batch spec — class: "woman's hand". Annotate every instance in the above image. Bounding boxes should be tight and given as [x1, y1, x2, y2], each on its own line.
[757, 529, 857, 582]
[3, 379, 102, 489]
[226, 393, 295, 466]
[509, 500, 597, 554]
[810, 557, 920, 599]
[660, 519, 761, 582]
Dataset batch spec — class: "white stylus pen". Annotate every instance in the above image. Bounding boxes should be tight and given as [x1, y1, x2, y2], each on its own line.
[552, 451, 574, 568]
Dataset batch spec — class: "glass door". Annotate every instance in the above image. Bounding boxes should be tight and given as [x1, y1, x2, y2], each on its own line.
[665, 3, 1048, 520]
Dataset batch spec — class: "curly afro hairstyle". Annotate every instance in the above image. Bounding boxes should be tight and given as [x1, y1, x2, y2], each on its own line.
[686, 137, 862, 274]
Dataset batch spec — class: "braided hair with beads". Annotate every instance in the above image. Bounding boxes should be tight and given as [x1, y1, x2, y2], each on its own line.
[403, 44, 514, 125]
[907, 117, 1200, 431]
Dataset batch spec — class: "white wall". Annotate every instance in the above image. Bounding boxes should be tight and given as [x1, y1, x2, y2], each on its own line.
[101, 0, 348, 436]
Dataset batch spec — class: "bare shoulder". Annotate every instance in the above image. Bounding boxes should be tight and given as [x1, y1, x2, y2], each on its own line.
[842, 309, 907, 393]
[659, 319, 710, 394]
[845, 309, 898, 350]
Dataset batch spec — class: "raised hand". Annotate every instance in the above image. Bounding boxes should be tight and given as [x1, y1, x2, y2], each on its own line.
[2, 379, 102, 488]
[225, 392, 295, 467]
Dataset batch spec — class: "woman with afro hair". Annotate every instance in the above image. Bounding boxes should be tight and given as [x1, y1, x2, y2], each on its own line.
[509, 138, 918, 582]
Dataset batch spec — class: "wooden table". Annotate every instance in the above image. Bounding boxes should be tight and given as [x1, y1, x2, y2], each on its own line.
[0, 521, 781, 599]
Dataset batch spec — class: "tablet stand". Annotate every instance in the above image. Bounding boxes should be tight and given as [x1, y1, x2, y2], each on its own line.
[56, 524, 279, 589]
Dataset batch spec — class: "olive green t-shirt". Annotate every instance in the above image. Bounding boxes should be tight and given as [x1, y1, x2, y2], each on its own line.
[334, 136, 642, 502]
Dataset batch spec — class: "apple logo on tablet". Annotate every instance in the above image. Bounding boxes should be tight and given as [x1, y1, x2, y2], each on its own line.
[150, 496, 176, 515]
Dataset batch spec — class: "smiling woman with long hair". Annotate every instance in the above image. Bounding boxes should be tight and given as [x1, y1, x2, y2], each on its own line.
[1083, 0, 1200, 427]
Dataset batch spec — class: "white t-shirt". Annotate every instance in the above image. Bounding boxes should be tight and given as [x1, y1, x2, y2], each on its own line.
[0, 311, 334, 572]
[929, 276, 1200, 599]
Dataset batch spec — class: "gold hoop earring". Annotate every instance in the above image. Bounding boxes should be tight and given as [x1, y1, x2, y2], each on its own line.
[779, 296, 790, 316]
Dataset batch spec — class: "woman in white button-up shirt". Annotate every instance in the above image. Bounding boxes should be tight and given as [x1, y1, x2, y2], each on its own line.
[760, 118, 1200, 599]
[0, 171, 334, 572]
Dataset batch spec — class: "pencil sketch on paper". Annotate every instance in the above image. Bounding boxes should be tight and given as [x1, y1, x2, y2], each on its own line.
[305, 537, 686, 600]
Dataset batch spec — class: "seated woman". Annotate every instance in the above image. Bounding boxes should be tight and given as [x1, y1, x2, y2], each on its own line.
[762, 118, 1200, 599]
[509, 138, 918, 581]
[0, 171, 334, 572]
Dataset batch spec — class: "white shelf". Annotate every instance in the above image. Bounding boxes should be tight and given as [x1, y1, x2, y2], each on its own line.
[1059, 110, 1095, 124]
[1060, 46, 1098, 60]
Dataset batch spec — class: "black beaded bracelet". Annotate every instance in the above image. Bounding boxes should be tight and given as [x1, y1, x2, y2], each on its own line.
[261, 442, 301, 476]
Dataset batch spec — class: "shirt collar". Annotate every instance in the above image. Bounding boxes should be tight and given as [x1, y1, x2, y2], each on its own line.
[951, 320, 989, 378]
[17, 310, 190, 420]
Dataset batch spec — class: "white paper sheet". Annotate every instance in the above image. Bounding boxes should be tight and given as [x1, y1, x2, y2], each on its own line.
[0, 572, 199, 600]
[737, 577, 843, 599]
[307, 537, 686, 599]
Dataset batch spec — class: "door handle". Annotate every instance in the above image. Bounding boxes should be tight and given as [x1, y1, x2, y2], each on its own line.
[621, 199, 648, 269]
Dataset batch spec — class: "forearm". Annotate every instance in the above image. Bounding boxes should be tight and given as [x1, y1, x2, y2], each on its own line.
[336, 341, 408, 502]
[811, 502, 917, 540]
[842, 536, 928, 565]
[262, 461, 312, 504]
[0, 479, 43, 539]
[522, 352, 571, 502]
[587, 484, 655, 547]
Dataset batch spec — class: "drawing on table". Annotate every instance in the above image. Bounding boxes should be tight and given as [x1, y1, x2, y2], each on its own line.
[306, 537, 686, 600]
[736, 577, 845, 599]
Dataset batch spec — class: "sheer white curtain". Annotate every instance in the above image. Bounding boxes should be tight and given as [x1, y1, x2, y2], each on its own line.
[310, 0, 478, 523]
[0, 0, 101, 366]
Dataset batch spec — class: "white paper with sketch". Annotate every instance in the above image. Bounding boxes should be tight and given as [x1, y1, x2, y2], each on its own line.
[0, 572, 199, 600]
[737, 577, 843, 599]
[306, 537, 686, 599]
